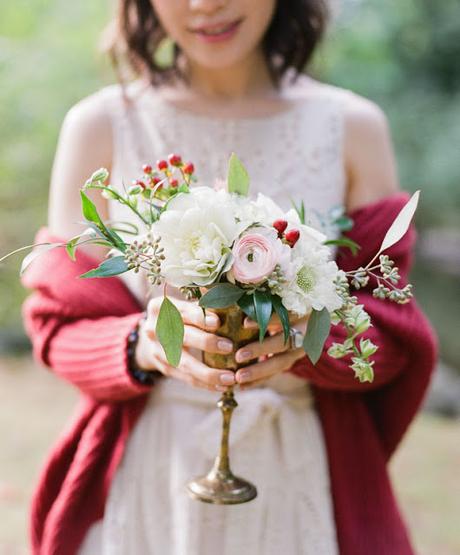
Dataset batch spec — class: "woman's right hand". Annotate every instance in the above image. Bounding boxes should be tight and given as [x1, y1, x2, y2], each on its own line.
[135, 297, 237, 392]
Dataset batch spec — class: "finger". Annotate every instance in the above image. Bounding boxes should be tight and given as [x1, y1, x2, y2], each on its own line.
[234, 332, 290, 364]
[234, 348, 304, 385]
[150, 345, 233, 391]
[167, 366, 229, 393]
[180, 350, 236, 388]
[183, 325, 233, 355]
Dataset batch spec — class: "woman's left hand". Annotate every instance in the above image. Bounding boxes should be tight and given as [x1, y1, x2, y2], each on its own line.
[234, 314, 309, 389]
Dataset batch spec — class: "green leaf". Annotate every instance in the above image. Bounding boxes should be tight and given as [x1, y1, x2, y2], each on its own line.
[227, 153, 250, 196]
[303, 308, 331, 364]
[290, 199, 306, 225]
[237, 293, 256, 321]
[253, 290, 273, 342]
[272, 295, 290, 344]
[324, 237, 361, 256]
[79, 256, 129, 278]
[80, 191, 126, 252]
[333, 215, 354, 232]
[199, 283, 245, 308]
[156, 297, 184, 367]
[65, 235, 82, 261]
[80, 191, 104, 227]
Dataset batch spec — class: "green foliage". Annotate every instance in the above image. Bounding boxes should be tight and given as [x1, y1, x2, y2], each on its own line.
[303, 308, 331, 365]
[199, 283, 245, 309]
[253, 290, 273, 342]
[156, 297, 184, 367]
[79, 256, 129, 279]
[227, 153, 250, 196]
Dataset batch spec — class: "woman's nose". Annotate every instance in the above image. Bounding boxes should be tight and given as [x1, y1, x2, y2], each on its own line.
[188, 0, 228, 14]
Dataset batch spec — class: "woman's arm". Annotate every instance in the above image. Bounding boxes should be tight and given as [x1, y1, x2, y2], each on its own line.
[344, 93, 399, 211]
[48, 92, 112, 259]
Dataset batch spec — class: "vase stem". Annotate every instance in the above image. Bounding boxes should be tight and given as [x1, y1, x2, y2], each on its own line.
[213, 387, 237, 475]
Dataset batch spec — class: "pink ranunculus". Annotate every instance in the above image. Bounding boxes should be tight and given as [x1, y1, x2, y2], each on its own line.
[231, 230, 281, 284]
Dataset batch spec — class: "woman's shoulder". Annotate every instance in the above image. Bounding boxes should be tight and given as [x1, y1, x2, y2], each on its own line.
[289, 75, 389, 127]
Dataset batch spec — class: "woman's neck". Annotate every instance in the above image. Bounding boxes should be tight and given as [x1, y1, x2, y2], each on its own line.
[185, 49, 276, 101]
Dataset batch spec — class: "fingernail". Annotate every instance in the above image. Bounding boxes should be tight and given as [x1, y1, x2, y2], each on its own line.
[236, 350, 251, 363]
[238, 370, 252, 383]
[220, 373, 235, 385]
[217, 340, 233, 353]
[205, 315, 219, 328]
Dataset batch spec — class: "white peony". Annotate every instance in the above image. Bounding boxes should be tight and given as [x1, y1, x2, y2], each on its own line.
[277, 226, 343, 316]
[153, 188, 242, 287]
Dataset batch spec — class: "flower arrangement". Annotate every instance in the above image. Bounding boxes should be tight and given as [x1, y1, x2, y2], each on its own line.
[2, 153, 419, 383]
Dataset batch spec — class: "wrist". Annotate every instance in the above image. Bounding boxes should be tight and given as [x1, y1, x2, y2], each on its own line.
[127, 313, 158, 386]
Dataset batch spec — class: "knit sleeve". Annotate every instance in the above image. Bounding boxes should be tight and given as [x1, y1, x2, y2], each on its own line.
[22, 292, 152, 401]
[290, 194, 437, 394]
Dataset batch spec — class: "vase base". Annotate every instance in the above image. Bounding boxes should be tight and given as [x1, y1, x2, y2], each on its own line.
[186, 471, 257, 505]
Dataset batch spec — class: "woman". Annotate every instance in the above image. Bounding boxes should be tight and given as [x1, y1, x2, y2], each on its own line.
[22, 1, 437, 554]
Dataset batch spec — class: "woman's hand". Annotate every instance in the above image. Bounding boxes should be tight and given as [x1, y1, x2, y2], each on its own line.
[135, 297, 237, 392]
[234, 314, 309, 389]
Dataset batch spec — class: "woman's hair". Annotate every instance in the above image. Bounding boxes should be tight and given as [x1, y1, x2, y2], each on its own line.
[104, 0, 330, 85]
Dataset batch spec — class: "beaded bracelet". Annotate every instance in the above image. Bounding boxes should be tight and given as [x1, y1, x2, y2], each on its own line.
[126, 314, 159, 387]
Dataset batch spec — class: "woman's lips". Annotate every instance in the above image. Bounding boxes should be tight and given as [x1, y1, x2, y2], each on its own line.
[190, 19, 243, 44]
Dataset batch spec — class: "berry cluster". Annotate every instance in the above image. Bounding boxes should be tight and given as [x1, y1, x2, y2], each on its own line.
[128, 154, 195, 197]
[272, 219, 300, 247]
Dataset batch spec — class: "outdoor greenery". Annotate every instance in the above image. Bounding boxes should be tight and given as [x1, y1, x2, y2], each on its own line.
[0, 0, 459, 369]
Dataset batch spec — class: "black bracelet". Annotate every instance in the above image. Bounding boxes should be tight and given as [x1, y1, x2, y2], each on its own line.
[127, 314, 158, 387]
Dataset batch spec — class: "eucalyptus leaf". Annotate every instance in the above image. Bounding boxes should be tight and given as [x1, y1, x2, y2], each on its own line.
[199, 283, 245, 308]
[79, 256, 129, 278]
[378, 191, 420, 254]
[303, 308, 331, 364]
[20, 243, 62, 276]
[156, 297, 184, 367]
[253, 290, 273, 342]
[237, 293, 256, 321]
[272, 295, 290, 344]
[227, 153, 250, 196]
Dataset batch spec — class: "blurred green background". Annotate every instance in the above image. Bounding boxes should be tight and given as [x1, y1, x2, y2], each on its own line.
[0, 0, 459, 553]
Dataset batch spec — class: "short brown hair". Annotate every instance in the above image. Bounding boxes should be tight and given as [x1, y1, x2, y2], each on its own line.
[105, 0, 330, 85]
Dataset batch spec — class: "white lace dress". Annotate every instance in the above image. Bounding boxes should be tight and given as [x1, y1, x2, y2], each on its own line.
[79, 79, 348, 555]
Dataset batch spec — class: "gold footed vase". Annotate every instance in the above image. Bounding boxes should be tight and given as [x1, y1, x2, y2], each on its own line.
[186, 304, 258, 505]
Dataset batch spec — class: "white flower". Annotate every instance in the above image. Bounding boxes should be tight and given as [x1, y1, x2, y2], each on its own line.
[277, 227, 342, 317]
[232, 193, 285, 230]
[153, 188, 242, 287]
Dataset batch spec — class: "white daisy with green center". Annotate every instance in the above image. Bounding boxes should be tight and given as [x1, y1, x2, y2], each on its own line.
[277, 228, 343, 316]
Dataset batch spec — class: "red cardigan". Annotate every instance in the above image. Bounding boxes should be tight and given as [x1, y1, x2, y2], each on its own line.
[22, 194, 437, 555]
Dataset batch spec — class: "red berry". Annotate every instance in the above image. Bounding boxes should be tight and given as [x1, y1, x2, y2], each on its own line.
[142, 164, 153, 174]
[157, 159, 168, 171]
[273, 219, 288, 235]
[285, 229, 300, 246]
[133, 179, 146, 190]
[170, 178, 179, 188]
[168, 153, 182, 167]
[183, 162, 194, 175]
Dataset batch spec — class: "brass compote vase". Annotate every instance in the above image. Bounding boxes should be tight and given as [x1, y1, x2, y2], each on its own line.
[186, 304, 259, 505]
